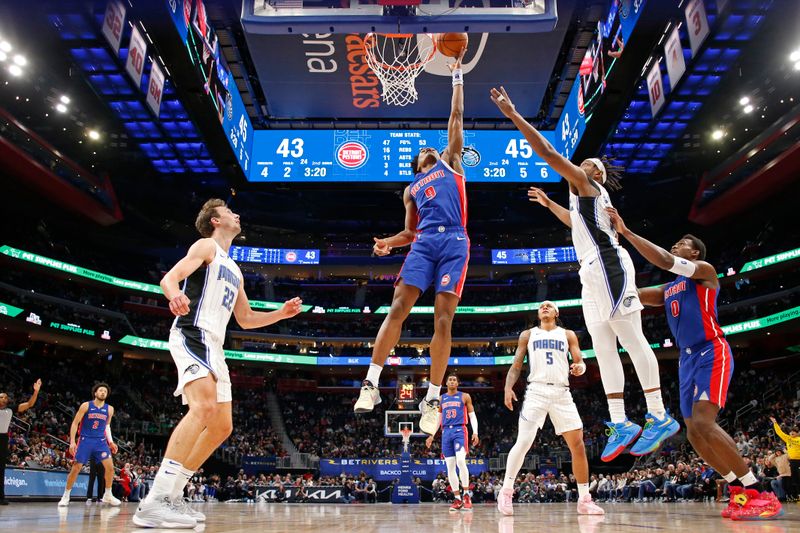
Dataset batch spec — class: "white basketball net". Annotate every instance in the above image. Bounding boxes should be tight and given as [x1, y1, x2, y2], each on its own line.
[364, 33, 436, 107]
[400, 428, 412, 452]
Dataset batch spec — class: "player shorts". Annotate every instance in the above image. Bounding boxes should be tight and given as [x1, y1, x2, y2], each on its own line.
[579, 246, 642, 325]
[169, 326, 232, 405]
[398, 226, 470, 298]
[678, 336, 734, 418]
[441, 425, 467, 457]
[75, 436, 111, 465]
[520, 383, 583, 436]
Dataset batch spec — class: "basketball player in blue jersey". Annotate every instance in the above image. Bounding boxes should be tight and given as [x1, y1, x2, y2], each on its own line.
[424, 374, 478, 512]
[58, 383, 120, 507]
[607, 208, 783, 520]
[490, 87, 679, 462]
[355, 49, 469, 436]
[133, 199, 303, 529]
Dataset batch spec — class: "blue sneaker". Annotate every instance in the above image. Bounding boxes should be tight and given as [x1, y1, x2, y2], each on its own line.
[601, 420, 642, 462]
[629, 412, 680, 456]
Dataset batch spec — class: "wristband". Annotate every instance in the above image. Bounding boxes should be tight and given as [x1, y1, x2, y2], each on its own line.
[452, 68, 463, 87]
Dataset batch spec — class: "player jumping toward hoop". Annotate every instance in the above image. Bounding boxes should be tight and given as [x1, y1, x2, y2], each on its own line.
[425, 374, 479, 512]
[58, 383, 121, 508]
[355, 49, 469, 436]
[490, 87, 679, 461]
[606, 208, 783, 521]
[497, 301, 603, 516]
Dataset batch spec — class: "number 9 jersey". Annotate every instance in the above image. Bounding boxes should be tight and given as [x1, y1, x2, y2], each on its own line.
[527, 326, 571, 387]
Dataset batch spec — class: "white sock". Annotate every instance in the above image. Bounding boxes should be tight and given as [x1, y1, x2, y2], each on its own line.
[63, 488, 71, 496]
[578, 483, 589, 499]
[365, 363, 382, 387]
[146, 458, 185, 501]
[454, 492, 462, 500]
[426, 384, 441, 402]
[608, 398, 626, 424]
[739, 471, 758, 487]
[104, 488, 114, 498]
[723, 471, 738, 483]
[172, 466, 195, 500]
[644, 390, 666, 419]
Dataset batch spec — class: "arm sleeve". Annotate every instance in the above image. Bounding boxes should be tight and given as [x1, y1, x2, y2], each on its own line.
[469, 411, 478, 435]
[105, 424, 113, 444]
[667, 256, 697, 277]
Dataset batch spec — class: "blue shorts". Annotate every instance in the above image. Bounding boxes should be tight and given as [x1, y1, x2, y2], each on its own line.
[398, 228, 470, 298]
[678, 337, 734, 419]
[441, 426, 467, 457]
[75, 437, 111, 465]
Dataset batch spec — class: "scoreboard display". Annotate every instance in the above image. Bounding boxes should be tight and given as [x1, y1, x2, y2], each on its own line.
[396, 382, 417, 408]
[229, 247, 319, 265]
[492, 247, 578, 265]
[248, 129, 559, 183]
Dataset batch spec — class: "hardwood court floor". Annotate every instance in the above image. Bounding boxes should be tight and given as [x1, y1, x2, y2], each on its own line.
[1, 501, 797, 532]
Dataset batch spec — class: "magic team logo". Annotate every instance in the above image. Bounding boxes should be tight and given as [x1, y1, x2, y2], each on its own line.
[441, 274, 451, 287]
[461, 146, 481, 167]
[336, 141, 369, 169]
[623, 296, 635, 308]
[186, 364, 200, 375]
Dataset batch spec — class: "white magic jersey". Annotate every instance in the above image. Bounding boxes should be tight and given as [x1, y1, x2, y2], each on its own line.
[527, 326, 571, 387]
[568, 183, 619, 263]
[174, 241, 242, 341]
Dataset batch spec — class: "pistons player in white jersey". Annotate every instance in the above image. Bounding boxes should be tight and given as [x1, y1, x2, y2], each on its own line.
[490, 86, 678, 462]
[133, 199, 302, 529]
[497, 301, 603, 516]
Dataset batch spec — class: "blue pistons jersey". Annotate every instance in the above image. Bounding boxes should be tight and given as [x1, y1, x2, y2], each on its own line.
[79, 402, 109, 439]
[440, 391, 469, 457]
[408, 159, 467, 231]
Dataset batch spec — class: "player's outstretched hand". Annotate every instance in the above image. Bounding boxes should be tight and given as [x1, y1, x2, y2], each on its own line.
[605, 207, 628, 234]
[33, 378, 42, 392]
[504, 388, 518, 411]
[527, 187, 551, 207]
[373, 237, 391, 256]
[447, 46, 467, 71]
[169, 294, 191, 317]
[280, 297, 303, 319]
[425, 435, 434, 449]
[471, 433, 480, 447]
[490, 86, 516, 117]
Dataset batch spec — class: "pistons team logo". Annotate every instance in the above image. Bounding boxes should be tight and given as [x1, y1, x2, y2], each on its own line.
[101, 452, 108, 458]
[577, 85, 585, 115]
[424, 186, 436, 199]
[441, 274, 451, 287]
[336, 141, 368, 169]
[285, 251, 297, 263]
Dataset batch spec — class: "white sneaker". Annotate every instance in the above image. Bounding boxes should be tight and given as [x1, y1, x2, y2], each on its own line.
[58, 493, 70, 507]
[173, 498, 206, 522]
[577, 494, 605, 515]
[133, 496, 197, 529]
[353, 380, 381, 413]
[418, 398, 441, 435]
[102, 491, 122, 507]
[497, 488, 514, 516]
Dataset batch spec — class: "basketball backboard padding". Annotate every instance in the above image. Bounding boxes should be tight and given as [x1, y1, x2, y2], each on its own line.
[243, 0, 557, 35]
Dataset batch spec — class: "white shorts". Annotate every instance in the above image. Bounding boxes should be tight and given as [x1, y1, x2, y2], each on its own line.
[579, 247, 642, 326]
[169, 327, 232, 405]
[520, 383, 583, 436]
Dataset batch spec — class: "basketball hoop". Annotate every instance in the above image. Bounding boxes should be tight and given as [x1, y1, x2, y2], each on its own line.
[400, 427, 413, 453]
[364, 33, 436, 106]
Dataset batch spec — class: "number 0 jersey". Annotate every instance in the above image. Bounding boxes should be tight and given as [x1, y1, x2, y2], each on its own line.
[527, 326, 571, 387]
[174, 241, 243, 341]
[663, 275, 724, 349]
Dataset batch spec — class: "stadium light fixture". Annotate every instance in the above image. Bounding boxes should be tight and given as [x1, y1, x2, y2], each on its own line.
[88, 129, 100, 140]
[55, 103, 67, 113]
[8, 64, 22, 76]
[0, 41, 11, 53]
[60, 95, 70, 104]
[711, 129, 724, 140]
[739, 96, 749, 106]
[12, 54, 26, 66]
[791, 50, 800, 62]
[743, 104, 754, 114]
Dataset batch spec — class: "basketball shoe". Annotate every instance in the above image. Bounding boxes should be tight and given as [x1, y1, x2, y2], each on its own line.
[721, 486, 745, 518]
[57, 492, 71, 507]
[353, 380, 381, 413]
[730, 490, 783, 521]
[600, 420, 642, 462]
[101, 490, 121, 506]
[497, 488, 514, 516]
[630, 412, 680, 456]
[419, 398, 441, 435]
[462, 493, 473, 511]
[577, 494, 605, 515]
[450, 497, 464, 512]
[133, 496, 197, 529]
[172, 498, 206, 522]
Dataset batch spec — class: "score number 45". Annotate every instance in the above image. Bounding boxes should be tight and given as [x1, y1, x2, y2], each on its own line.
[505, 139, 548, 179]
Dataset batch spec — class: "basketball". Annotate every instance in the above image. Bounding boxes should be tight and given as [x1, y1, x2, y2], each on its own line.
[436, 33, 468, 58]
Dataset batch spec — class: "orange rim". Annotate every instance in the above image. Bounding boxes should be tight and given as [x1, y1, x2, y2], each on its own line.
[364, 33, 437, 72]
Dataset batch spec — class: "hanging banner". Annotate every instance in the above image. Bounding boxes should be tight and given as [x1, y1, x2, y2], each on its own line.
[146, 61, 166, 116]
[664, 26, 686, 90]
[102, 0, 126, 54]
[646, 61, 665, 117]
[685, 0, 710, 57]
[125, 25, 148, 88]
